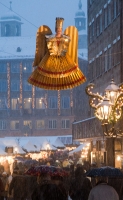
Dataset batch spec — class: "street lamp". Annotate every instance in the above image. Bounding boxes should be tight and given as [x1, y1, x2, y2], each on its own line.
[86, 79, 123, 137]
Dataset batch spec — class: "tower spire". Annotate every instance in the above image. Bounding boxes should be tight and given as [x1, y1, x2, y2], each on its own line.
[10, 1, 12, 10]
[78, 0, 82, 10]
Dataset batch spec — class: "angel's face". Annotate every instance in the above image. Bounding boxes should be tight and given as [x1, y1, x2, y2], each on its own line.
[56, 27, 62, 37]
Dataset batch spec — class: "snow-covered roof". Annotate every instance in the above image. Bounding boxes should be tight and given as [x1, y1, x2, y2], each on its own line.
[0, 148, 7, 155]
[14, 145, 25, 154]
[53, 138, 65, 148]
[0, 36, 35, 60]
[0, 138, 19, 147]
[69, 143, 88, 155]
[40, 141, 57, 151]
[0, 135, 80, 154]
[22, 141, 38, 152]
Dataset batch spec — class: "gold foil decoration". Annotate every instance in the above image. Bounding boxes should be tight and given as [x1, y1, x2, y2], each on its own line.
[28, 18, 86, 90]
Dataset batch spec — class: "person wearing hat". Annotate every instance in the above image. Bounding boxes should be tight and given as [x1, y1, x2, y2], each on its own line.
[88, 177, 119, 200]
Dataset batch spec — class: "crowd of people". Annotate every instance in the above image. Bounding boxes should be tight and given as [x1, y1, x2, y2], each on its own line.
[0, 155, 122, 200]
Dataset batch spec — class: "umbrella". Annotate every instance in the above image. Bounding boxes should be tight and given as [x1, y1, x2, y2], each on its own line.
[25, 165, 69, 177]
[24, 159, 39, 166]
[86, 166, 123, 178]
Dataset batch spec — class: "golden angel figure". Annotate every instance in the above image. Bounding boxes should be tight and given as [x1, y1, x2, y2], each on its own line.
[28, 17, 86, 90]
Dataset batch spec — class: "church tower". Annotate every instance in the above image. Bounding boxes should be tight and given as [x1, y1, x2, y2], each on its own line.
[0, 1, 23, 37]
[75, 0, 86, 31]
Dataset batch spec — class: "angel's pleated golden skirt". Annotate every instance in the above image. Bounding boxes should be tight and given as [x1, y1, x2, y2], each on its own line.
[37, 52, 78, 78]
[28, 52, 86, 90]
[28, 66, 86, 90]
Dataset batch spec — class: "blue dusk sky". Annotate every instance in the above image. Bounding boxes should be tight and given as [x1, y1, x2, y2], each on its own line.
[0, 0, 87, 36]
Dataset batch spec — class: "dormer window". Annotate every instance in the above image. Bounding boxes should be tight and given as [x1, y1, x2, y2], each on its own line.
[16, 47, 21, 52]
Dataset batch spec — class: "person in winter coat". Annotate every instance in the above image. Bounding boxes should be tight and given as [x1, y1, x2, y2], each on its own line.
[69, 165, 92, 200]
[9, 174, 37, 200]
[0, 172, 9, 200]
[0, 163, 4, 176]
[32, 182, 68, 200]
[88, 177, 119, 200]
[3, 160, 10, 175]
[0, 177, 4, 196]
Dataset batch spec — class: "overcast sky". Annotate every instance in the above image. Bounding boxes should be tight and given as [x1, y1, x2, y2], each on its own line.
[0, 0, 87, 36]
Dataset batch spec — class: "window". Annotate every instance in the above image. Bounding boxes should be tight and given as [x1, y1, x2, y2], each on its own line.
[0, 98, 7, 109]
[5, 24, 10, 36]
[62, 120, 70, 129]
[99, 54, 103, 75]
[89, 25, 92, 44]
[104, 8, 108, 28]
[11, 64, 20, 73]
[11, 80, 20, 91]
[0, 63, 7, 73]
[16, 25, 19, 36]
[113, 0, 117, 19]
[0, 120, 7, 130]
[61, 96, 70, 109]
[92, 22, 94, 37]
[99, 15, 102, 33]
[49, 120, 57, 129]
[23, 80, 32, 91]
[108, 5, 111, 25]
[113, 43, 118, 66]
[0, 80, 7, 92]
[96, 56, 99, 77]
[36, 120, 45, 129]
[89, 21, 94, 43]
[96, 14, 102, 36]
[11, 98, 18, 110]
[23, 62, 32, 73]
[24, 98, 32, 109]
[96, 17, 99, 36]
[36, 98, 45, 109]
[10, 121, 19, 130]
[23, 121, 32, 134]
[23, 120, 32, 128]
[49, 96, 57, 109]
[104, 50, 108, 72]
[108, 48, 112, 70]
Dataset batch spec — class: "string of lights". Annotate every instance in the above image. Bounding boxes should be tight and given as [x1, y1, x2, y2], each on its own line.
[0, 48, 122, 63]
[57, 90, 61, 116]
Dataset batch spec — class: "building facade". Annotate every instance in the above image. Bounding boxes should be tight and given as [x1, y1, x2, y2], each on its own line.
[72, 0, 123, 168]
[0, 2, 87, 138]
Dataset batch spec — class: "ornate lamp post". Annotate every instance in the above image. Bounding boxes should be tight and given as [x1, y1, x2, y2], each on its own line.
[86, 79, 123, 137]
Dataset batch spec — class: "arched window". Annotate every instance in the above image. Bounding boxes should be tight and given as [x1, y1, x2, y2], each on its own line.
[5, 24, 10, 36]
[16, 25, 19, 36]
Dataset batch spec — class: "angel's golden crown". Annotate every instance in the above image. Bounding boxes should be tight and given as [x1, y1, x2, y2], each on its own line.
[55, 17, 64, 30]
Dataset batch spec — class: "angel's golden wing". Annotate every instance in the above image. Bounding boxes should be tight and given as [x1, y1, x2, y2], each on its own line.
[64, 26, 78, 65]
[33, 25, 52, 67]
